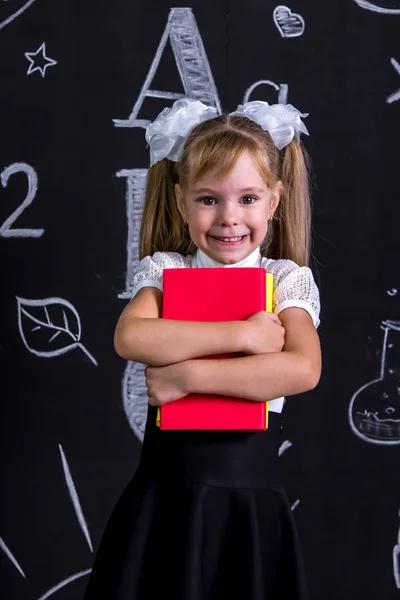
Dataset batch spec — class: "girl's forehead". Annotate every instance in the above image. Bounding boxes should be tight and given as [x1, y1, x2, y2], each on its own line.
[187, 158, 268, 192]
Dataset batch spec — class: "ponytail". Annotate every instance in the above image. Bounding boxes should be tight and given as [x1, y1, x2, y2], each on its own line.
[139, 158, 196, 259]
[263, 138, 312, 266]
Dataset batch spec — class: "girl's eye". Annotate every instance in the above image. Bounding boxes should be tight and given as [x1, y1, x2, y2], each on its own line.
[198, 196, 256, 206]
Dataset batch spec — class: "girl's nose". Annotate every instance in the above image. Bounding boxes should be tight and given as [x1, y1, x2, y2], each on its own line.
[219, 204, 240, 226]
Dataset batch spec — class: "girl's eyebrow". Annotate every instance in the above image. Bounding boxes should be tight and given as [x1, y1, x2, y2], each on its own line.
[191, 186, 265, 194]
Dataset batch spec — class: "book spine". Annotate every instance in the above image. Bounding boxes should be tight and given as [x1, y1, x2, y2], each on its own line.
[265, 272, 274, 428]
[266, 272, 273, 312]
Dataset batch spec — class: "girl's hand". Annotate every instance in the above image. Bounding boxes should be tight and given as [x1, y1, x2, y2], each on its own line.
[243, 311, 285, 355]
[145, 361, 191, 406]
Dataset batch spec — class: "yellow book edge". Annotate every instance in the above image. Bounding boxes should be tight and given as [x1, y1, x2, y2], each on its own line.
[265, 272, 273, 429]
[156, 272, 274, 429]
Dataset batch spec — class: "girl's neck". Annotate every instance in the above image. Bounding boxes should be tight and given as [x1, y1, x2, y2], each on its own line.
[193, 246, 261, 268]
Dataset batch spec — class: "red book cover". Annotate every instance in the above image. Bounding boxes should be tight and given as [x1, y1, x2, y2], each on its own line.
[158, 267, 271, 431]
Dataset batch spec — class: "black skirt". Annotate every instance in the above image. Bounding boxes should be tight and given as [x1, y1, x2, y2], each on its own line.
[83, 407, 309, 600]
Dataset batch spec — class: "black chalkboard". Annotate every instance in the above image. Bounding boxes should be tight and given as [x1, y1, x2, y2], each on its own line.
[1, 1, 400, 598]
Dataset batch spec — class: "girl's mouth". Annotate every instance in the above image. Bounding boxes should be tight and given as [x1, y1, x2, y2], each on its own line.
[210, 234, 249, 245]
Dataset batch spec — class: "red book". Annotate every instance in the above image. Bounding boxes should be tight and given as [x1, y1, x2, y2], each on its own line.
[157, 267, 273, 431]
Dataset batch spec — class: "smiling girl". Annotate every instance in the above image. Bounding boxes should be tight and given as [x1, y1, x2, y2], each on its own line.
[84, 98, 321, 600]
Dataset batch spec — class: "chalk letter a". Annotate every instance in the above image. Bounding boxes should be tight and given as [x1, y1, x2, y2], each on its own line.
[114, 7, 221, 128]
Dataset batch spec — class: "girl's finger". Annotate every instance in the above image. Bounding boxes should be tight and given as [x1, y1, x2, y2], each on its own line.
[267, 313, 281, 325]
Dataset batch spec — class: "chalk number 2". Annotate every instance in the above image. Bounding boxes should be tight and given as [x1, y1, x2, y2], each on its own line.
[1, 162, 44, 238]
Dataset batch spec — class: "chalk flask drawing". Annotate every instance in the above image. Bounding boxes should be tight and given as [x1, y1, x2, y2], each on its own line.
[349, 320, 400, 444]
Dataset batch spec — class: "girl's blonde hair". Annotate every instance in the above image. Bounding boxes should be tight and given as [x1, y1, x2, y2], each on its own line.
[139, 113, 312, 266]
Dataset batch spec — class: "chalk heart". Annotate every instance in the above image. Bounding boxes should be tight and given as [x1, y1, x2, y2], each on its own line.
[0, 0, 39, 31]
[273, 5, 305, 38]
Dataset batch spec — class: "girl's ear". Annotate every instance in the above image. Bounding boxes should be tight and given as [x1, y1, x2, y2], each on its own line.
[175, 183, 186, 218]
[270, 180, 282, 214]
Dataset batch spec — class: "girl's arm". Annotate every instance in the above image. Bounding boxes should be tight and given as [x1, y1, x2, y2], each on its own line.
[145, 307, 320, 405]
[114, 287, 285, 367]
[114, 287, 284, 367]
[186, 307, 321, 400]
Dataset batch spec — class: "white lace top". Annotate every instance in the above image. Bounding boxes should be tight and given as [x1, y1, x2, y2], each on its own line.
[131, 246, 321, 414]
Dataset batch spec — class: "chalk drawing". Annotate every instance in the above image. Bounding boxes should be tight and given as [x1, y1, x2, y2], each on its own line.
[36, 569, 92, 600]
[353, 0, 400, 14]
[278, 441, 300, 511]
[349, 320, 400, 444]
[17, 296, 98, 365]
[279, 439, 293, 456]
[114, 7, 221, 128]
[123, 360, 149, 442]
[387, 58, 400, 104]
[273, 6, 305, 38]
[394, 509, 400, 589]
[1, 162, 44, 238]
[59, 445, 93, 552]
[243, 80, 289, 105]
[0, 0, 39, 31]
[0, 537, 26, 578]
[116, 169, 147, 299]
[25, 42, 57, 78]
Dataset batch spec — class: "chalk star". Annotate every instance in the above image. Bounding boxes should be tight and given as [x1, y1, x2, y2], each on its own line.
[387, 57, 400, 104]
[25, 42, 57, 78]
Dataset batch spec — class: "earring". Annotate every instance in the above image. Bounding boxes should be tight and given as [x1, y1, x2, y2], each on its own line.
[268, 214, 274, 223]
[181, 215, 188, 226]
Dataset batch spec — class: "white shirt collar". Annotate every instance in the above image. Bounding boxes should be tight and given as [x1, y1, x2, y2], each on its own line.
[193, 246, 262, 268]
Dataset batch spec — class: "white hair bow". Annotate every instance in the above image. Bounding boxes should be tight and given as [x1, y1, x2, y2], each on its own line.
[230, 101, 309, 150]
[145, 97, 309, 166]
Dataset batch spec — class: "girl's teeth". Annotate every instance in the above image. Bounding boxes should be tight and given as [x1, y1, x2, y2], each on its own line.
[215, 236, 243, 242]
